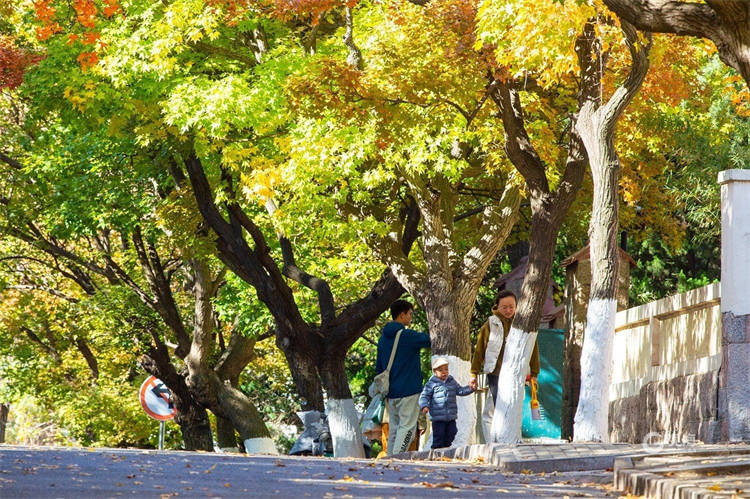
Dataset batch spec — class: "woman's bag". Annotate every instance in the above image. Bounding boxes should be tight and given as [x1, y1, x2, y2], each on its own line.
[363, 393, 386, 425]
[368, 326, 404, 398]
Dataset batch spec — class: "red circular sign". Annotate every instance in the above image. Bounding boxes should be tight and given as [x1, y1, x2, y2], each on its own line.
[139, 375, 177, 421]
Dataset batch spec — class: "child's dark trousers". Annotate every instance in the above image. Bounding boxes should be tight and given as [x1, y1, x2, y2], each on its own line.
[431, 420, 457, 449]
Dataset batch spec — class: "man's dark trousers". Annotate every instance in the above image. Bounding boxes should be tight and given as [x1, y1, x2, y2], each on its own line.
[431, 420, 457, 449]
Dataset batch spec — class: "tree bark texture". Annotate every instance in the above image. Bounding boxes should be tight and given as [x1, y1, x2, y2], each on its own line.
[573, 21, 651, 442]
[215, 415, 238, 450]
[0, 403, 8, 443]
[184, 259, 275, 449]
[602, 1, 750, 86]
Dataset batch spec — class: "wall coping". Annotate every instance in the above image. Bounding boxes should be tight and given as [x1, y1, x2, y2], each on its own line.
[718, 169, 750, 185]
[615, 282, 720, 331]
[610, 353, 722, 400]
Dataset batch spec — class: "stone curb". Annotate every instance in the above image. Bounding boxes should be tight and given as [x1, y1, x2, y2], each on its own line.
[392, 442, 642, 473]
[613, 447, 750, 498]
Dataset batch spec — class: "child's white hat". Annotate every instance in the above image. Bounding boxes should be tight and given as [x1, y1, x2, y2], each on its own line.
[431, 357, 449, 369]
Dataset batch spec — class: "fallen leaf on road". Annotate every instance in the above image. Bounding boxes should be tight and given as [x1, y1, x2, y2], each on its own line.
[204, 464, 217, 474]
[274, 460, 286, 467]
[342, 475, 356, 482]
[224, 483, 231, 488]
[707, 484, 722, 492]
[520, 469, 533, 475]
[420, 481, 456, 489]
[707, 472, 717, 476]
[126, 474, 136, 479]
[333, 486, 349, 491]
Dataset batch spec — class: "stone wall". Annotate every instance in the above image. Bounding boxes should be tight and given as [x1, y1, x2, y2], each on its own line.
[609, 370, 720, 444]
[608, 283, 722, 443]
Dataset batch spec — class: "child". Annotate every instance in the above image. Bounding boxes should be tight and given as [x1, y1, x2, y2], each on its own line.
[419, 357, 475, 449]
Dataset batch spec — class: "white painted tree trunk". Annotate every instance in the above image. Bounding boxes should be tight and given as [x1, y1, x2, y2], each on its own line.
[439, 355, 475, 448]
[243, 437, 279, 454]
[573, 298, 617, 442]
[326, 398, 366, 458]
[490, 327, 537, 443]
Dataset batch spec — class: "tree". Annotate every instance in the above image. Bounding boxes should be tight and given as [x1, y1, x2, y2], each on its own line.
[285, 0, 521, 445]
[475, 0, 593, 443]
[0, 86, 273, 450]
[573, 20, 651, 442]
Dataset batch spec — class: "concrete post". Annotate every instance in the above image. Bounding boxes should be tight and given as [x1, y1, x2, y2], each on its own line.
[718, 169, 750, 442]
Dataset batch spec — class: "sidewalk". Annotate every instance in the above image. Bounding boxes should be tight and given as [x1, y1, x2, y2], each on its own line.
[392, 441, 750, 475]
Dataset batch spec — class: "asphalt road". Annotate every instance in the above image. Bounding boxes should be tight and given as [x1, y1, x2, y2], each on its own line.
[0, 445, 617, 498]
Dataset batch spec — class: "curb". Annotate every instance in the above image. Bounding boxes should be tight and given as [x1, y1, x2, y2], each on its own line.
[392, 442, 642, 473]
[613, 447, 750, 498]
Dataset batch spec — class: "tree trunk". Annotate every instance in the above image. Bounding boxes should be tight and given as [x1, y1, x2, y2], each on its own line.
[602, 1, 750, 86]
[319, 354, 365, 458]
[185, 259, 277, 453]
[491, 210, 558, 443]
[173, 392, 215, 451]
[0, 403, 8, 443]
[141, 347, 214, 451]
[215, 415, 238, 450]
[573, 122, 624, 444]
[279, 336, 325, 412]
[424, 296, 476, 447]
[573, 20, 650, 442]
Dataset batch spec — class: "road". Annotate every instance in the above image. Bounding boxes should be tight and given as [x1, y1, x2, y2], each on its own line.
[0, 445, 617, 497]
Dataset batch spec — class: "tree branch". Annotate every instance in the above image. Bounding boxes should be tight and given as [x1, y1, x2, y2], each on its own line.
[21, 326, 61, 363]
[601, 0, 718, 38]
[265, 199, 336, 325]
[0, 151, 23, 170]
[74, 337, 99, 380]
[454, 183, 521, 295]
[490, 81, 550, 194]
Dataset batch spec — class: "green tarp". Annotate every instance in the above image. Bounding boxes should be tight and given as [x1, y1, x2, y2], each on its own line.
[521, 328, 564, 439]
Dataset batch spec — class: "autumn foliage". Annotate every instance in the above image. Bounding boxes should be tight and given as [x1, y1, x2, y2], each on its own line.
[0, 37, 43, 90]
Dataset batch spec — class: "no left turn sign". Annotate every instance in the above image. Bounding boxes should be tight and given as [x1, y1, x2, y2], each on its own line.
[139, 375, 177, 421]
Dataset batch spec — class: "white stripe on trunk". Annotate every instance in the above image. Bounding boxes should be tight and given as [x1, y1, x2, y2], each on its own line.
[326, 398, 366, 458]
[574, 298, 617, 442]
[490, 326, 537, 443]
[440, 355, 476, 448]
[243, 437, 279, 455]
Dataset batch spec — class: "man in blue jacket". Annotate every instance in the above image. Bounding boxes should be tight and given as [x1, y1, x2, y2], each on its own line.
[376, 299, 431, 456]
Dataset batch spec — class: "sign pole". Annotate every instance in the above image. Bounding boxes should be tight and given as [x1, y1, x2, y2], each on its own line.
[139, 375, 177, 450]
[158, 420, 165, 451]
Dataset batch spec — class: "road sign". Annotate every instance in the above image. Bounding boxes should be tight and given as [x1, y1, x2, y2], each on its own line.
[139, 376, 176, 421]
